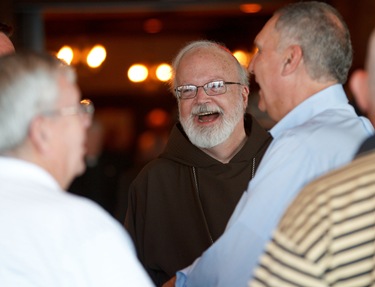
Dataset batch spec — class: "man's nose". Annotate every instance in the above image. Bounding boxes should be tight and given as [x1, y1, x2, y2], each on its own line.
[248, 51, 258, 74]
[195, 86, 210, 102]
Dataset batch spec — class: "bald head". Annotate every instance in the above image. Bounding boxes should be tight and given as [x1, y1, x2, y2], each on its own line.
[0, 23, 15, 56]
[0, 32, 15, 56]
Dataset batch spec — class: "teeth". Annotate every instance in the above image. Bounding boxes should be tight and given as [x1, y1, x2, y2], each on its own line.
[198, 111, 215, 116]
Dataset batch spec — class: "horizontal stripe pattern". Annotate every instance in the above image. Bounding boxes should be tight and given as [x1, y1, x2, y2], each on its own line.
[250, 151, 375, 287]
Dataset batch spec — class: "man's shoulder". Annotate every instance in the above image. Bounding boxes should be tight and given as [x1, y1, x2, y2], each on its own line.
[312, 149, 375, 188]
[275, 112, 369, 152]
[130, 157, 185, 188]
[138, 156, 181, 174]
[279, 150, 375, 232]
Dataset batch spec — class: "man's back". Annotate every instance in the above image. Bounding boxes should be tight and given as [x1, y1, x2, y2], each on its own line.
[0, 157, 153, 287]
[176, 85, 373, 287]
[250, 22, 375, 287]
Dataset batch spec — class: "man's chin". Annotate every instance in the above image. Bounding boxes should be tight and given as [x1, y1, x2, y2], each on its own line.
[190, 131, 229, 149]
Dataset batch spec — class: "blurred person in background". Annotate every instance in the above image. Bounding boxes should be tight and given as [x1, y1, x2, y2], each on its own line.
[69, 118, 119, 216]
[0, 51, 153, 287]
[0, 22, 15, 55]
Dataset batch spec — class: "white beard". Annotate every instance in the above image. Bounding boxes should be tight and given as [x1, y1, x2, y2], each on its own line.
[180, 97, 245, 149]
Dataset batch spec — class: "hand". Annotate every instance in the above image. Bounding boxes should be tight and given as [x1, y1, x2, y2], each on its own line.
[162, 276, 176, 287]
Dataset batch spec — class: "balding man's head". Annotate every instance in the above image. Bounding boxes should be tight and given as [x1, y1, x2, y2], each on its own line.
[0, 23, 15, 56]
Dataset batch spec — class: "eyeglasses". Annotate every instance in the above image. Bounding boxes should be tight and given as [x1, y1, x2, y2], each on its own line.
[175, 80, 242, 100]
[43, 99, 95, 120]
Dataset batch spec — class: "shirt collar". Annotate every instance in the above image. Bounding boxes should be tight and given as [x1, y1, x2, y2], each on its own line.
[270, 84, 348, 138]
[0, 156, 62, 192]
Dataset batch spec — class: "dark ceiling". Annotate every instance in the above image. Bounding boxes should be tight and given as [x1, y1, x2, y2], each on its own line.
[37, 1, 288, 101]
[4, 0, 373, 104]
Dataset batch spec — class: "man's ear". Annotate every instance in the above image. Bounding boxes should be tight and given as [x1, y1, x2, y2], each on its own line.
[349, 69, 369, 114]
[241, 84, 249, 108]
[281, 45, 302, 76]
[28, 116, 51, 154]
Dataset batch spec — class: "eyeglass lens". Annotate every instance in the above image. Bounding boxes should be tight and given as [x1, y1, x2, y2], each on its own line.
[177, 80, 227, 99]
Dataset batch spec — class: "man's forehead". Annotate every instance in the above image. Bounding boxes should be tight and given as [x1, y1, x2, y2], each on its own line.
[254, 16, 279, 49]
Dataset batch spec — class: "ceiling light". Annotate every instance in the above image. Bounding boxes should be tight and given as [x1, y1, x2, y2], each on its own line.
[128, 64, 149, 82]
[57, 45, 74, 65]
[155, 63, 172, 82]
[86, 45, 107, 68]
[240, 3, 262, 13]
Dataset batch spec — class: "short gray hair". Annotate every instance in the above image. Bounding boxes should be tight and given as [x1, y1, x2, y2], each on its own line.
[275, 1, 352, 84]
[0, 51, 76, 153]
[169, 40, 249, 96]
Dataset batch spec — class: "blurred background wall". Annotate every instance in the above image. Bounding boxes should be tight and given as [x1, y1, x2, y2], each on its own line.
[2, 0, 374, 220]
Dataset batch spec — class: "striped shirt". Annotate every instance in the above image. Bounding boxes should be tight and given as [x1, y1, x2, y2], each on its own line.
[250, 150, 375, 287]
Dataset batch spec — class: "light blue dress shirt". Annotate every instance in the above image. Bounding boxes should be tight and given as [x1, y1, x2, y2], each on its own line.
[176, 84, 374, 287]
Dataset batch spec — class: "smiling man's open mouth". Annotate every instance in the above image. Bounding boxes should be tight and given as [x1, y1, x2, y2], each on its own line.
[197, 111, 220, 123]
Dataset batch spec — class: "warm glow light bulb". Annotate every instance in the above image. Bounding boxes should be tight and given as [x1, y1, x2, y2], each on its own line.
[233, 50, 249, 67]
[128, 64, 148, 82]
[86, 45, 106, 68]
[240, 3, 262, 13]
[156, 63, 172, 82]
[147, 108, 169, 128]
[57, 46, 74, 65]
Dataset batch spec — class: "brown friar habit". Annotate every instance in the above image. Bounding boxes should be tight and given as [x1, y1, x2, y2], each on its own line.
[125, 113, 272, 286]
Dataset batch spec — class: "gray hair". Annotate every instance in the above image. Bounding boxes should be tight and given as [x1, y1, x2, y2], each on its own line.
[275, 1, 352, 84]
[0, 51, 76, 153]
[169, 40, 249, 96]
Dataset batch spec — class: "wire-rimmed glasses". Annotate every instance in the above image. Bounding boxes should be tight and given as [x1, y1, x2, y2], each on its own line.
[43, 99, 95, 120]
[175, 80, 242, 100]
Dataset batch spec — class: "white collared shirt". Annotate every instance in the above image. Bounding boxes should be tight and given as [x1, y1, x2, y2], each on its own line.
[0, 157, 153, 287]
